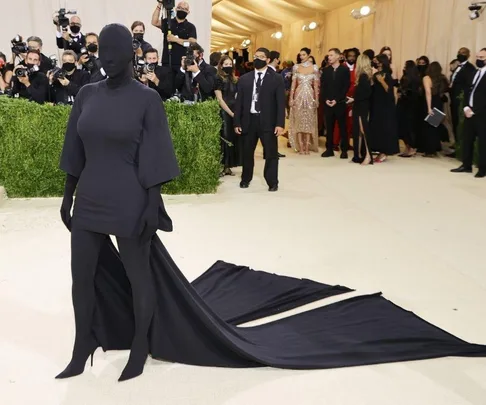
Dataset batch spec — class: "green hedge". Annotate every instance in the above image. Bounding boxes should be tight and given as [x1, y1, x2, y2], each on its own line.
[0, 97, 222, 197]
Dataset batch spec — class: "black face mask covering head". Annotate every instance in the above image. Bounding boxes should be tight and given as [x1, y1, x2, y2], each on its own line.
[99, 24, 134, 88]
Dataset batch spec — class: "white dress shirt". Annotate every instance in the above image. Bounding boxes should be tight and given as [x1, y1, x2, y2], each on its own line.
[451, 61, 467, 85]
[268, 65, 277, 72]
[468, 66, 486, 110]
[250, 68, 267, 114]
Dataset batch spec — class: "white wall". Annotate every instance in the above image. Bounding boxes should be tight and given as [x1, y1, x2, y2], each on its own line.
[0, 0, 211, 62]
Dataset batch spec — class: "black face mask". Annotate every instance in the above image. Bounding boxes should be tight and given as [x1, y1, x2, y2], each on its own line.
[457, 54, 468, 63]
[477, 59, 485, 68]
[26, 63, 34, 69]
[176, 10, 188, 20]
[417, 65, 427, 74]
[222, 66, 233, 75]
[99, 23, 134, 88]
[133, 33, 144, 42]
[70, 25, 81, 34]
[63, 62, 76, 72]
[346, 59, 355, 66]
[371, 61, 378, 69]
[254, 59, 267, 70]
[86, 43, 98, 53]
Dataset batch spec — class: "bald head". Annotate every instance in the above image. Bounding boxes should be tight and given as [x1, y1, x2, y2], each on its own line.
[70, 16, 81, 25]
[175, 1, 190, 20]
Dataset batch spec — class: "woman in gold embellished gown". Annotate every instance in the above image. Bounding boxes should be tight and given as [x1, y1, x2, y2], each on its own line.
[289, 48, 320, 154]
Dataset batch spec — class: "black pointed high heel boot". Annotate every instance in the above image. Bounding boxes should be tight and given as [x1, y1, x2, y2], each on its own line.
[118, 336, 149, 382]
[55, 334, 99, 379]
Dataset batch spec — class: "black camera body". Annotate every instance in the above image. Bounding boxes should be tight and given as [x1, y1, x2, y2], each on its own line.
[51, 67, 67, 81]
[16, 65, 40, 78]
[158, 0, 175, 9]
[469, 4, 483, 11]
[11, 35, 29, 55]
[132, 39, 141, 51]
[54, 8, 77, 28]
[184, 48, 196, 70]
[79, 47, 97, 72]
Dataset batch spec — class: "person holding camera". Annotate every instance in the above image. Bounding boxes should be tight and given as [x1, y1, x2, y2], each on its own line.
[55, 14, 86, 55]
[131, 21, 153, 56]
[175, 43, 216, 102]
[49, 50, 89, 105]
[2, 35, 30, 87]
[78, 33, 106, 83]
[137, 48, 173, 101]
[0, 52, 7, 93]
[151, 1, 197, 73]
[25, 36, 55, 74]
[10, 49, 49, 104]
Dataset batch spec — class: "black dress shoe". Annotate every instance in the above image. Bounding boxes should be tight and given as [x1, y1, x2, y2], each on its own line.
[450, 166, 472, 173]
[475, 171, 486, 178]
[278, 152, 286, 158]
[321, 150, 334, 158]
[340, 152, 348, 159]
[351, 157, 361, 164]
[268, 185, 278, 192]
[239, 181, 250, 188]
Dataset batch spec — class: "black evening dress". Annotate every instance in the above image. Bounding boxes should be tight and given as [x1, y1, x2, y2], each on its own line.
[352, 73, 372, 159]
[397, 77, 421, 149]
[370, 72, 400, 155]
[215, 76, 242, 169]
[61, 79, 486, 372]
[421, 79, 447, 155]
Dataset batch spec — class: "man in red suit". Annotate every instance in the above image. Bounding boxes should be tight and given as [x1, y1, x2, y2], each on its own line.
[333, 48, 360, 150]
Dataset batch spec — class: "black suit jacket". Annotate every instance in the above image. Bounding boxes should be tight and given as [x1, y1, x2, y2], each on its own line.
[233, 68, 286, 133]
[320, 65, 350, 104]
[56, 33, 86, 55]
[149, 66, 174, 101]
[175, 60, 216, 101]
[50, 69, 90, 104]
[451, 61, 477, 100]
[11, 72, 49, 104]
[465, 70, 486, 115]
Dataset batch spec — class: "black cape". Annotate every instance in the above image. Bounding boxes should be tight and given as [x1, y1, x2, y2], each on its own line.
[91, 236, 486, 369]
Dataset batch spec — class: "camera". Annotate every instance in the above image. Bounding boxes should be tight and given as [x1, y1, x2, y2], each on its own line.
[79, 47, 97, 71]
[184, 48, 196, 70]
[158, 0, 175, 9]
[54, 8, 77, 28]
[135, 59, 146, 77]
[132, 39, 141, 51]
[469, 2, 485, 19]
[16, 65, 39, 77]
[51, 66, 66, 80]
[11, 35, 29, 55]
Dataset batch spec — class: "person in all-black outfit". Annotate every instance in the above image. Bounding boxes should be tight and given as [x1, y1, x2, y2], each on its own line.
[320, 48, 351, 158]
[55, 15, 86, 55]
[215, 55, 242, 176]
[175, 43, 216, 102]
[131, 21, 153, 56]
[450, 48, 477, 137]
[26, 36, 55, 74]
[49, 50, 90, 105]
[151, 1, 197, 73]
[11, 49, 49, 104]
[369, 54, 400, 163]
[451, 48, 486, 178]
[397, 60, 421, 157]
[234, 47, 285, 192]
[142, 48, 173, 101]
[56, 23, 180, 382]
[350, 54, 373, 165]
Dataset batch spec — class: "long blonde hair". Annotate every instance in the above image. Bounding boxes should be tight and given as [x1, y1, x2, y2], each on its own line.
[355, 54, 373, 85]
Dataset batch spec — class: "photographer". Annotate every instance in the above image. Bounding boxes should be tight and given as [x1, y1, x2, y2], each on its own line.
[0, 52, 7, 93]
[79, 33, 106, 83]
[131, 21, 153, 56]
[11, 49, 49, 104]
[49, 50, 89, 105]
[138, 48, 173, 101]
[54, 14, 86, 55]
[26, 36, 55, 74]
[3, 35, 30, 86]
[151, 1, 197, 73]
[175, 43, 216, 102]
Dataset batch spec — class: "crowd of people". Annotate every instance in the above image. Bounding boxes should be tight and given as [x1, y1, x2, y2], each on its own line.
[0, 0, 485, 181]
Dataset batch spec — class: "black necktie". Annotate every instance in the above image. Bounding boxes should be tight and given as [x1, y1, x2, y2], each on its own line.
[255, 72, 262, 112]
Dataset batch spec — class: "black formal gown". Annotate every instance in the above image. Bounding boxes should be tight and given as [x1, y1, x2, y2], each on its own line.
[352, 73, 372, 159]
[422, 92, 444, 154]
[397, 79, 421, 149]
[370, 72, 400, 155]
[62, 78, 486, 371]
[215, 76, 242, 169]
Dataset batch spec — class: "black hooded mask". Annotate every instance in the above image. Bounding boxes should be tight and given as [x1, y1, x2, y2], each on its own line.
[99, 23, 134, 88]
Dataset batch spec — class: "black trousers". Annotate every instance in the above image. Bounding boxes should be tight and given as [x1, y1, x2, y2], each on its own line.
[462, 115, 486, 171]
[324, 104, 348, 151]
[70, 228, 154, 347]
[241, 114, 278, 187]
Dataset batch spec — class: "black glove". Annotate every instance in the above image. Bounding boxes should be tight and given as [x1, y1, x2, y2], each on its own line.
[60, 174, 78, 231]
[139, 184, 161, 244]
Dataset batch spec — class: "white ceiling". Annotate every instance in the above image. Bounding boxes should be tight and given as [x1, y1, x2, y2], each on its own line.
[211, 0, 360, 49]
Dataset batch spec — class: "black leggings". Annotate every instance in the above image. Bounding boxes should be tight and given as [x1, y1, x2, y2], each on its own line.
[70, 228, 154, 346]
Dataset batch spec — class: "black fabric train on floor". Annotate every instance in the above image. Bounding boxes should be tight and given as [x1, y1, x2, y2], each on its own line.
[92, 236, 486, 369]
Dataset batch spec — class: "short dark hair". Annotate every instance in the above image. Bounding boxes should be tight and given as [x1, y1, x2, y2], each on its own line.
[85, 32, 99, 41]
[190, 42, 204, 54]
[209, 51, 222, 66]
[144, 48, 159, 58]
[345, 48, 360, 57]
[256, 47, 270, 58]
[417, 55, 430, 65]
[363, 49, 375, 60]
[269, 51, 280, 62]
[481, 48, 486, 52]
[26, 49, 41, 59]
[131, 21, 146, 32]
[26, 36, 43, 47]
[329, 48, 341, 55]
[300, 47, 311, 55]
